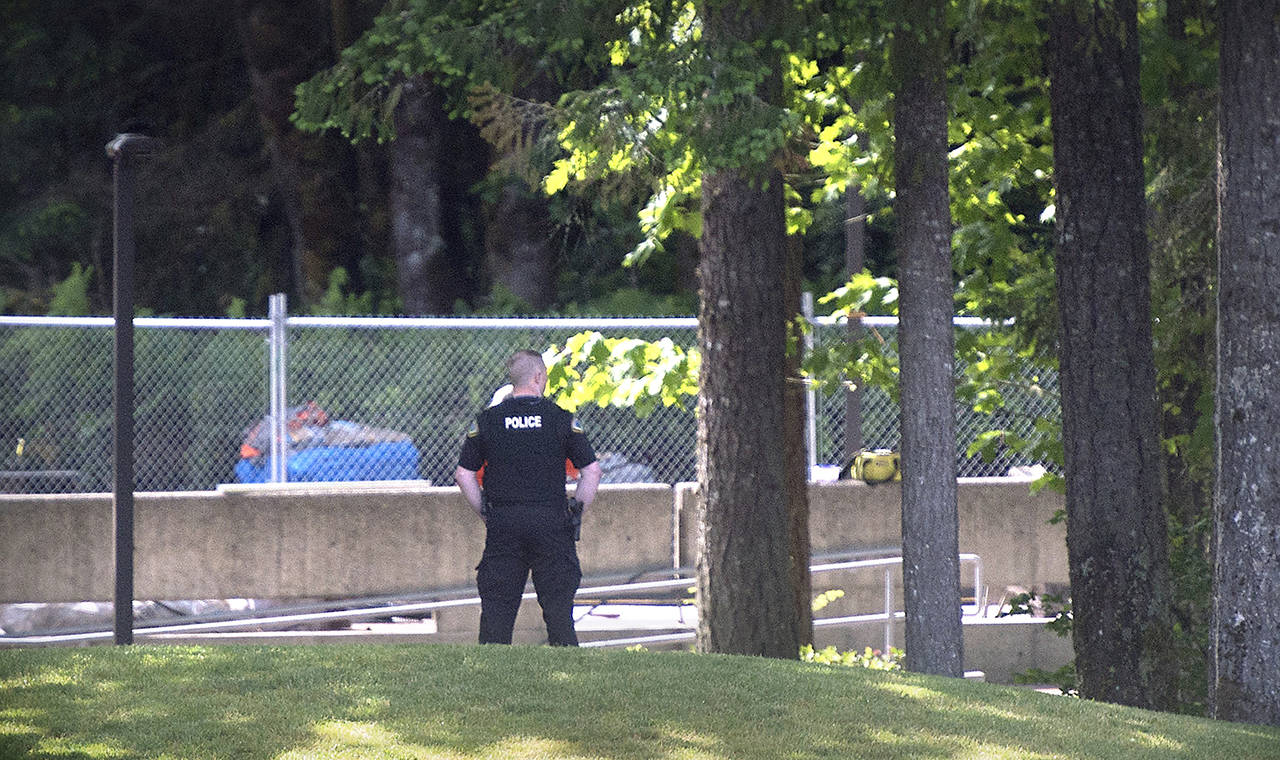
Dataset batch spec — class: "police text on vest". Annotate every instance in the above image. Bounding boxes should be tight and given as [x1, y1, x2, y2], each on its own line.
[505, 415, 542, 429]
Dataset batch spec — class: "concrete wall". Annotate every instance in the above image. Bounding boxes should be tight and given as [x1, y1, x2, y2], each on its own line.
[1, 478, 1073, 680]
[0, 481, 675, 603]
[677, 478, 1068, 610]
[2, 477, 1065, 606]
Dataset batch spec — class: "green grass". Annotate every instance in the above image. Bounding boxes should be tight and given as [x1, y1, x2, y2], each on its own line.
[1, 644, 1277, 759]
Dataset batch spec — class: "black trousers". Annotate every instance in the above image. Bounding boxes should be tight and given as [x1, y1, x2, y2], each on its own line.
[476, 500, 582, 646]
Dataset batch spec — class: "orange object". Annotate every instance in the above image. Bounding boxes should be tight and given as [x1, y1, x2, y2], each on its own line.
[476, 459, 578, 487]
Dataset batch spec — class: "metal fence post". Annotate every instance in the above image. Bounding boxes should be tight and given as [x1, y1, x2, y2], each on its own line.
[802, 292, 817, 477]
[884, 567, 894, 654]
[268, 293, 288, 483]
[105, 133, 154, 645]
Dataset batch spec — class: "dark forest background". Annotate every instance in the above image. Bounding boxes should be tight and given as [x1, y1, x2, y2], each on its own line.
[0, 0, 891, 318]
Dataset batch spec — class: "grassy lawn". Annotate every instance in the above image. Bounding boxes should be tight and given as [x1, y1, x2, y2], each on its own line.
[1, 643, 1277, 759]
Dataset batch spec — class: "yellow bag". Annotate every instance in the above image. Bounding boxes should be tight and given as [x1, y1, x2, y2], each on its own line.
[845, 449, 901, 484]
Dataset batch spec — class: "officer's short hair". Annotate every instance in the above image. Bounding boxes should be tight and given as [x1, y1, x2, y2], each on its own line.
[507, 350, 545, 387]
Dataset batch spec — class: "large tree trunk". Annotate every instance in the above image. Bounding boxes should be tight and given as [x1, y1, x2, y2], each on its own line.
[234, 0, 362, 307]
[696, 166, 795, 658]
[1211, 0, 1280, 726]
[694, 0, 801, 659]
[485, 180, 557, 311]
[892, 0, 964, 678]
[389, 77, 461, 315]
[481, 62, 563, 312]
[1048, 0, 1175, 709]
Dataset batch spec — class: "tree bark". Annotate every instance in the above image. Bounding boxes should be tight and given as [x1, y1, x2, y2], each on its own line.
[234, 0, 362, 307]
[389, 77, 460, 315]
[1048, 0, 1175, 709]
[892, 0, 964, 677]
[484, 180, 557, 311]
[481, 55, 563, 313]
[696, 166, 795, 658]
[1211, 0, 1280, 726]
[694, 0, 801, 659]
[784, 235, 813, 648]
[844, 183, 866, 459]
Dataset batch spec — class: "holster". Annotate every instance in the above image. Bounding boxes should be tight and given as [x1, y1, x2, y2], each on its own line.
[566, 497, 584, 541]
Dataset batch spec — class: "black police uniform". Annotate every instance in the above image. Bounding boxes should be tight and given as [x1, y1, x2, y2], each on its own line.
[457, 394, 596, 646]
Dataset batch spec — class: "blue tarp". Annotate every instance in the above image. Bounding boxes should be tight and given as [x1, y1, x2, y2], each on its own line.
[234, 440, 420, 483]
[235, 405, 420, 483]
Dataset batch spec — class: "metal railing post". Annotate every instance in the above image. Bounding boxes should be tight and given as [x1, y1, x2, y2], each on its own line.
[268, 294, 288, 483]
[802, 292, 817, 477]
[883, 568, 894, 654]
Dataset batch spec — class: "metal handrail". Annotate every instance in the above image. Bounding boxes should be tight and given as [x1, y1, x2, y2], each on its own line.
[583, 553, 983, 652]
[0, 552, 983, 649]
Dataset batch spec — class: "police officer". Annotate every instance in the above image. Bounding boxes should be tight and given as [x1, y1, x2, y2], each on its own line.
[455, 350, 602, 646]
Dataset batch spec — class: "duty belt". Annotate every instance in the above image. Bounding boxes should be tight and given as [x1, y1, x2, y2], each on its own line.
[484, 496, 564, 509]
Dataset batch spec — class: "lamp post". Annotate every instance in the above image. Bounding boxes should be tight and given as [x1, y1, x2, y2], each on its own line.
[105, 133, 154, 645]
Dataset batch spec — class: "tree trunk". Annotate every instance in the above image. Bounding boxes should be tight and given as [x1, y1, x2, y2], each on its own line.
[389, 77, 460, 315]
[696, 165, 795, 658]
[844, 184, 866, 459]
[481, 59, 563, 313]
[784, 235, 813, 648]
[892, 0, 964, 678]
[233, 0, 362, 307]
[694, 0, 800, 659]
[1211, 0, 1280, 726]
[1048, 0, 1175, 709]
[484, 180, 557, 311]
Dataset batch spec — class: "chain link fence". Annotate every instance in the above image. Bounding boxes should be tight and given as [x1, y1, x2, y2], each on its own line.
[0, 312, 1059, 495]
